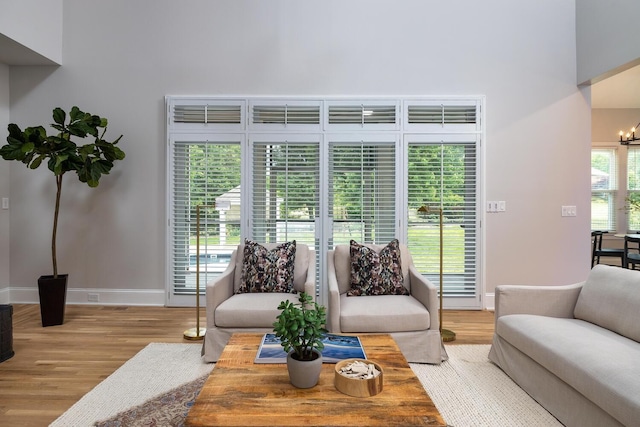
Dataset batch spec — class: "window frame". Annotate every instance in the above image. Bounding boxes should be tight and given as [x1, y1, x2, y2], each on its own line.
[587, 142, 640, 235]
[166, 96, 484, 308]
[166, 133, 244, 307]
[590, 146, 619, 232]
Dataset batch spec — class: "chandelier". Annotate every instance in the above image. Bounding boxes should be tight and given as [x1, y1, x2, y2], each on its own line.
[619, 121, 640, 145]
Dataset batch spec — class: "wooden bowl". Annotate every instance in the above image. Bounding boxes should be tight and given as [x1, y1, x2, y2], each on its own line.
[334, 358, 383, 397]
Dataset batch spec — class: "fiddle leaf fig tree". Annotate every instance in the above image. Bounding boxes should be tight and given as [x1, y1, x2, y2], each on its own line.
[0, 106, 125, 278]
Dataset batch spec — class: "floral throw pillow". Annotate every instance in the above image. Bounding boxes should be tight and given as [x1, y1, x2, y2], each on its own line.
[237, 239, 297, 294]
[347, 239, 408, 296]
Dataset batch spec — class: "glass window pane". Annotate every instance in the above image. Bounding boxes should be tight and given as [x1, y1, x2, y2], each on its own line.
[591, 149, 617, 231]
[408, 143, 477, 298]
[328, 142, 396, 246]
[171, 142, 241, 295]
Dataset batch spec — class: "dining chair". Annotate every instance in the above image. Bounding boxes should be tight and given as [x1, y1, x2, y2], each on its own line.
[624, 234, 640, 270]
[591, 231, 624, 268]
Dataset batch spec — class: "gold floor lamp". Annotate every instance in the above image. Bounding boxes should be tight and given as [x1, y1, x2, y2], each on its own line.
[183, 204, 214, 340]
[418, 205, 456, 342]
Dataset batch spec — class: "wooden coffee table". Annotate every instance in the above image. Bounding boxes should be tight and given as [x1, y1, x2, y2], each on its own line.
[186, 333, 446, 426]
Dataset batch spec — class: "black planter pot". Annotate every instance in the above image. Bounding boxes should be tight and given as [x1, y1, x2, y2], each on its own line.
[0, 304, 14, 362]
[37, 274, 68, 327]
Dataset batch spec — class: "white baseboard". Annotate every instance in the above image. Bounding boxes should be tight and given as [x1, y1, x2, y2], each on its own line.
[6, 287, 495, 310]
[7, 287, 165, 306]
[0, 287, 9, 304]
[484, 292, 495, 311]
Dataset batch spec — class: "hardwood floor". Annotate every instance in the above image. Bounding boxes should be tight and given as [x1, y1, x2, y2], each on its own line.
[0, 304, 494, 426]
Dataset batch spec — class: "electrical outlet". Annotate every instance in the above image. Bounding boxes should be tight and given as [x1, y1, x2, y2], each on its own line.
[487, 201, 505, 213]
[88, 293, 100, 302]
[1, 198, 8, 210]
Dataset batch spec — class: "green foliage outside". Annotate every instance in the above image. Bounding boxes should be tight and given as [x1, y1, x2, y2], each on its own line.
[185, 142, 472, 274]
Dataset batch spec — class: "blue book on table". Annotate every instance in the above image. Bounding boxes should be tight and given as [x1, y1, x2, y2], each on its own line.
[254, 333, 366, 363]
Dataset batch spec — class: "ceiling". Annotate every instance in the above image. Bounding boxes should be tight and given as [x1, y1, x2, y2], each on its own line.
[591, 65, 640, 109]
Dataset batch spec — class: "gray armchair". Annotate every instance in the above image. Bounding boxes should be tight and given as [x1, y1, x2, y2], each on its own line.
[202, 242, 315, 362]
[327, 242, 445, 364]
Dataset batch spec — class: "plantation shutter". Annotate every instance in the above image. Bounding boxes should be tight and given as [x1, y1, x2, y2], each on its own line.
[404, 100, 480, 132]
[167, 96, 483, 308]
[325, 101, 399, 131]
[328, 137, 397, 247]
[250, 135, 320, 263]
[407, 136, 479, 303]
[169, 138, 242, 304]
[167, 98, 246, 132]
[173, 105, 242, 124]
[249, 101, 322, 131]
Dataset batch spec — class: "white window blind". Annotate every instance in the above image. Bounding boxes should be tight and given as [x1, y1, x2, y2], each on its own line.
[627, 148, 640, 231]
[328, 139, 397, 246]
[169, 139, 241, 301]
[325, 101, 399, 130]
[173, 105, 242, 124]
[407, 139, 478, 299]
[404, 100, 481, 132]
[251, 138, 320, 247]
[249, 101, 322, 131]
[167, 98, 246, 132]
[252, 106, 320, 125]
[591, 148, 618, 231]
[407, 105, 476, 125]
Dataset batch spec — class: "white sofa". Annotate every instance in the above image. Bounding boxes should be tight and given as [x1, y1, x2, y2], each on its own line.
[489, 264, 640, 427]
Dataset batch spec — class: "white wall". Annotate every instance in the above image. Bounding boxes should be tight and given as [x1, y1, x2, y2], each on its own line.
[0, 0, 63, 65]
[576, 0, 640, 84]
[0, 63, 8, 303]
[6, 0, 593, 306]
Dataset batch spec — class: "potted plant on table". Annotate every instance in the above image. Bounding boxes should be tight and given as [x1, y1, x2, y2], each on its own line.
[0, 106, 125, 326]
[272, 292, 327, 388]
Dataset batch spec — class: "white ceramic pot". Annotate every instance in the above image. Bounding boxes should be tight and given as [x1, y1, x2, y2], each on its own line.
[286, 350, 322, 388]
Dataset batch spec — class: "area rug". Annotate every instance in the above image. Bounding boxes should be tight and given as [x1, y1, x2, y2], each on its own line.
[49, 343, 214, 427]
[51, 343, 563, 427]
[412, 345, 562, 427]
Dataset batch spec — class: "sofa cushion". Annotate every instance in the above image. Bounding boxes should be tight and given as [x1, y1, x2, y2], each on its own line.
[339, 294, 429, 332]
[333, 242, 412, 295]
[237, 239, 297, 294]
[233, 242, 310, 293]
[347, 239, 409, 296]
[496, 314, 640, 427]
[215, 293, 300, 328]
[574, 264, 640, 342]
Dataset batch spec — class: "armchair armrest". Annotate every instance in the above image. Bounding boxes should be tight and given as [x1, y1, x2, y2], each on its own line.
[326, 250, 341, 333]
[205, 251, 238, 327]
[494, 282, 584, 322]
[303, 250, 316, 299]
[408, 264, 440, 331]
